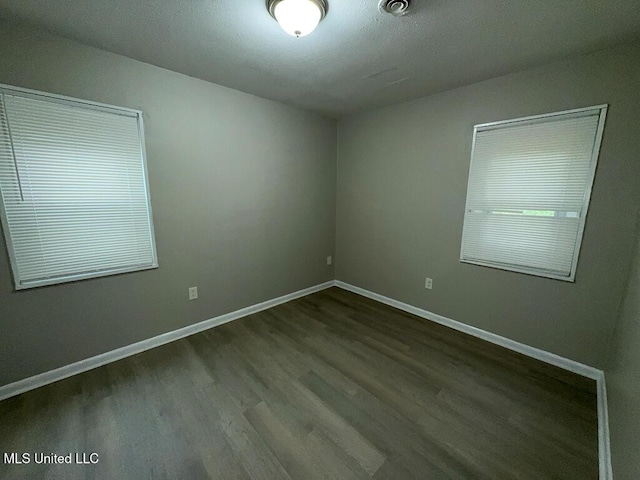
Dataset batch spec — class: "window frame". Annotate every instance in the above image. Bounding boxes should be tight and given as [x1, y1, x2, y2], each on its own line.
[459, 104, 608, 282]
[0, 83, 158, 290]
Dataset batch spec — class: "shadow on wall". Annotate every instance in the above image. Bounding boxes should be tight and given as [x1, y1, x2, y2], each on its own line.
[606, 210, 640, 479]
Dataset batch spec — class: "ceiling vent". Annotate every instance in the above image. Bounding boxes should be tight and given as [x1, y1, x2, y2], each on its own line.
[379, 0, 410, 16]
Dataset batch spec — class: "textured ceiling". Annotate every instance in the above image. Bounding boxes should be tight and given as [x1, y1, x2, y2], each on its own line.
[1, 0, 640, 117]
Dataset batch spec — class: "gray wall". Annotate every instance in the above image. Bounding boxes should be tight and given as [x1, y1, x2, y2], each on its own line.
[0, 23, 337, 386]
[336, 42, 640, 368]
[607, 215, 640, 480]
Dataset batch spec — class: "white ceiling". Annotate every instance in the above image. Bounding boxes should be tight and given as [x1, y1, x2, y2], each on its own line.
[1, 0, 640, 118]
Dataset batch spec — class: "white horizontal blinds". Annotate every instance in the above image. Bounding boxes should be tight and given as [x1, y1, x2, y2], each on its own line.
[0, 92, 155, 288]
[461, 109, 602, 278]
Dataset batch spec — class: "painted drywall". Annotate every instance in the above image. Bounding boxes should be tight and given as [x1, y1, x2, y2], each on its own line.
[0, 23, 337, 386]
[336, 42, 640, 368]
[607, 215, 640, 479]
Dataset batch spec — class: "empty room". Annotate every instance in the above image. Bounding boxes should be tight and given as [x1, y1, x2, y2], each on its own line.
[0, 1, 639, 479]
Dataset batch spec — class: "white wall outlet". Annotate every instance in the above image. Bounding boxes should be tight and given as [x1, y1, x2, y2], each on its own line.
[188, 286, 198, 300]
[425, 277, 433, 290]
[327, 256, 332, 266]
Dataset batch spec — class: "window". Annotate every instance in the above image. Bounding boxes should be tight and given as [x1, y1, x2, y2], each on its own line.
[0, 85, 157, 290]
[460, 105, 607, 281]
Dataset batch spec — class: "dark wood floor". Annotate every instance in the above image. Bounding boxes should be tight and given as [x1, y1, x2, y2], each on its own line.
[0, 287, 598, 479]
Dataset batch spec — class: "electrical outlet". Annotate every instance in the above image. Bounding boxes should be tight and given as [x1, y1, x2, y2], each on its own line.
[425, 277, 433, 290]
[327, 256, 332, 265]
[188, 286, 198, 300]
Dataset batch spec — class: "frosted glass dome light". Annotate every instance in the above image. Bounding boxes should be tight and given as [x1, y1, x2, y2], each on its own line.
[268, 0, 328, 37]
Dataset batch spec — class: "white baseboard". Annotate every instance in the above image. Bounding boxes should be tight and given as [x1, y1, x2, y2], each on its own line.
[335, 281, 601, 378]
[334, 280, 612, 480]
[0, 280, 334, 402]
[597, 372, 613, 479]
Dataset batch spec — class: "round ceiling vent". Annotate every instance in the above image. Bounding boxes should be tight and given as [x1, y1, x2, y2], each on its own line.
[379, 0, 410, 16]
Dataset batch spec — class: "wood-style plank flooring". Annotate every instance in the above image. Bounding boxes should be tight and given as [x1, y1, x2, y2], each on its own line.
[0, 287, 598, 479]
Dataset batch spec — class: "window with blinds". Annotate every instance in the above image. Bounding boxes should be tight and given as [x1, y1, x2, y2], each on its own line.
[460, 105, 607, 281]
[0, 85, 157, 290]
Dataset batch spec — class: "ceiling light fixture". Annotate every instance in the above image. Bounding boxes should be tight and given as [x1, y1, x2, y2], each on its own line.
[267, 0, 328, 38]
